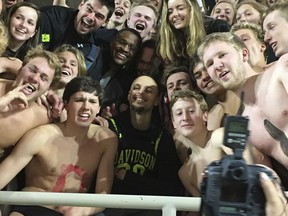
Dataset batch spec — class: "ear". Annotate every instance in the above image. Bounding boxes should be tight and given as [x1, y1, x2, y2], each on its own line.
[260, 43, 267, 53]
[102, 18, 110, 27]
[242, 48, 249, 63]
[202, 111, 208, 124]
[78, 1, 85, 10]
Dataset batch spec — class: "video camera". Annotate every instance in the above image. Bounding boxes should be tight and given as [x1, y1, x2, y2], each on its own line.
[200, 116, 274, 216]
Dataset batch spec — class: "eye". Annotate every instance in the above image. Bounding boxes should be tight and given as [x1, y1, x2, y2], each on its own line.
[40, 74, 48, 82]
[194, 71, 202, 79]
[95, 13, 105, 20]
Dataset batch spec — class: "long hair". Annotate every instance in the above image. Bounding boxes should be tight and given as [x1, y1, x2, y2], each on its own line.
[5, 2, 41, 60]
[158, 0, 206, 62]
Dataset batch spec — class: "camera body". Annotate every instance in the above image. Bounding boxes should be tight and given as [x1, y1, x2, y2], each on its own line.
[200, 116, 274, 216]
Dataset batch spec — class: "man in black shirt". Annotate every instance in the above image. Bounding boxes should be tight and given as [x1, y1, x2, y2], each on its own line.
[39, 0, 116, 77]
[105, 75, 183, 216]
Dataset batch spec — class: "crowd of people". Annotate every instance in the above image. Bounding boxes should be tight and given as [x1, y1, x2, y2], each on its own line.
[0, 0, 287, 215]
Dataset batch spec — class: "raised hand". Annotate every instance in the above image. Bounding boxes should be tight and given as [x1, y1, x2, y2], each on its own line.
[0, 84, 29, 112]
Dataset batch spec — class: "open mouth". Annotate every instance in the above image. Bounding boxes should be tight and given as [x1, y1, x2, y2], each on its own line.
[135, 23, 145, 31]
[270, 42, 277, 51]
[61, 70, 71, 76]
[78, 113, 90, 120]
[22, 83, 36, 95]
[16, 28, 26, 34]
[115, 9, 124, 17]
[219, 71, 229, 79]
[81, 18, 92, 30]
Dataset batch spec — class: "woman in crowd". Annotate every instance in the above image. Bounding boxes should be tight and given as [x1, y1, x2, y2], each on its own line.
[210, 0, 235, 26]
[235, 0, 267, 25]
[158, 0, 205, 64]
[3, 2, 40, 61]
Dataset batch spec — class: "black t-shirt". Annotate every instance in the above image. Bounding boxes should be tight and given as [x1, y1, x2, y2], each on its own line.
[39, 5, 117, 79]
[108, 110, 183, 196]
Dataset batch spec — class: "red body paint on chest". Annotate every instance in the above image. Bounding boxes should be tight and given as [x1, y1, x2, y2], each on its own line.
[51, 164, 88, 192]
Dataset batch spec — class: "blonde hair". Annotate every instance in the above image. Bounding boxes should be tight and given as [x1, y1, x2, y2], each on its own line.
[54, 44, 86, 77]
[23, 45, 62, 86]
[157, 0, 206, 62]
[230, 22, 264, 43]
[197, 32, 246, 61]
[170, 89, 208, 112]
[0, 21, 8, 56]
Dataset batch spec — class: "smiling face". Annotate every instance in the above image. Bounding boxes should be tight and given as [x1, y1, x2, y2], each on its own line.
[110, 0, 131, 24]
[127, 5, 156, 39]
[9, 6, 38, 45]
[65, 91, 100, 127]
[202, 41, 247, 90]
[236, 4, 261, 25]
[15, 56, 55, 102]
[75, 0, 109, 35]
[193, 61, 222, 95]
[172, 97, 207, 139]
[57, 51, 79, 85]
[110, 30, 140, 65]
[167, 0, 190, 30]
[263, 10, 288, 58]
[128, 76, 158, 113]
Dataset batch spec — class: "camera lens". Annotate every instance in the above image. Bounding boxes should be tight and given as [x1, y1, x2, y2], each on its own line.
[231, 167, 246, 180]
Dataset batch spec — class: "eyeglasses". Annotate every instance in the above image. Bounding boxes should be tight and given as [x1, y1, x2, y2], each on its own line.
[115, 38, 139, 53]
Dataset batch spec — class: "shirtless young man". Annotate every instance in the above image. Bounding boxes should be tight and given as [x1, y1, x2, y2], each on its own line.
[197, 32, 288, 183]
[170, 89, 268, 196]
[0, 46, 61, 152]
[0, 77, 118, 215]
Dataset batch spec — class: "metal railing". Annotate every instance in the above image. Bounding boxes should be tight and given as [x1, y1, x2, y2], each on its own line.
[0, 191, 201, 216]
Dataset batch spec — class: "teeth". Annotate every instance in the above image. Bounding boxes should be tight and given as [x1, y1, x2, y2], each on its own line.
[116, 52, 126, 59]
[82, 19, 92, 29]
[61, 70, 71, 76]
[79, 113, 90, 118]
[27, 84, 36, 92]
[16, 29, 26, 34]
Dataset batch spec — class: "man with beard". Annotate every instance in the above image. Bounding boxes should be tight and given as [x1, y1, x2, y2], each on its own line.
[104, 75, 182, 216]
[0, 46, 61, 153]
[39, 0, 115, 78]
[126, 0, 158, 42]
[198, 32, 288, 189]
[99, 28, 142, 117]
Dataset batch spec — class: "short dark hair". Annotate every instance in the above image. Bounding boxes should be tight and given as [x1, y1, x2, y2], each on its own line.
[117, 27, 142, 46]
[83, 0, 115, 19]
[63, 77, 103, 104]
[161, 65, 190, 86]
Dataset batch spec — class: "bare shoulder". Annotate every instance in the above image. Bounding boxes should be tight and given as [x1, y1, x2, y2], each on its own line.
[210, 128, 224, 143]
[25, 123, 60, 139]
[89, 124, 117, 141]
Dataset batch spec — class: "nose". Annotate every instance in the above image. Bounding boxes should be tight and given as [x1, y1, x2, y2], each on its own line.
[82, 100, 90, 109]
[182, 111, 190, 121]
[264, 31, 271, 43]
[239, 16, 246, 22]
[28, 73, 39, 83]
[214, 59, 223, 71]
[203, 71, 212, 82]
